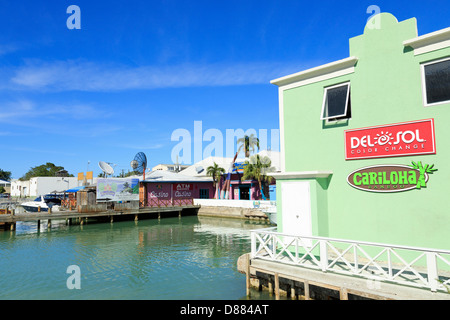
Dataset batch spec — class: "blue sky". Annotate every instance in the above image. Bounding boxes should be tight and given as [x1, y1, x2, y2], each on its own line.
[1, 0, 449, 179]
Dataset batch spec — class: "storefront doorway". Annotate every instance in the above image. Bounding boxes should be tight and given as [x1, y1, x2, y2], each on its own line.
[281, 181, 312, 245]
[239, 186, 250, 200]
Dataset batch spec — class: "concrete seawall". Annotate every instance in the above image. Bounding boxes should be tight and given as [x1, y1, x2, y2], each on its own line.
[197, 205, 269, 220]
[194, 199, 275, 222]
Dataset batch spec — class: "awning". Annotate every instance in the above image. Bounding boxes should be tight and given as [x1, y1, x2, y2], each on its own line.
[65, 186, 86, 193]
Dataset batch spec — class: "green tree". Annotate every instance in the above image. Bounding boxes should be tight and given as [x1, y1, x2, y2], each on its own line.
[0, 169, 11, 181]
[207, 162, 225, 198]
[237, 134, 259, 158]
[241, 155, 275, 200]
[21, 162, 73, 180]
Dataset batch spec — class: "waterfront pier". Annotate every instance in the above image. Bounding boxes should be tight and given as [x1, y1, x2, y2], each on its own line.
[0, 205, 200, 231]
[238, 228, 450, 300]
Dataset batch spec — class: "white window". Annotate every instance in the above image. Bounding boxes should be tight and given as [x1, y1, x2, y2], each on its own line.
[421, 57, 450, 106]
[320, 82, 351, 121]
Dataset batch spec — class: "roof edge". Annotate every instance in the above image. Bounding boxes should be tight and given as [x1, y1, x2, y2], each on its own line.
[403, 26, 450, 49]
[270, 56, 358, 87]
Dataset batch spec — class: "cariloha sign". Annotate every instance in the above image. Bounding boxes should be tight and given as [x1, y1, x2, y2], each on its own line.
[347, 162, 437, 193]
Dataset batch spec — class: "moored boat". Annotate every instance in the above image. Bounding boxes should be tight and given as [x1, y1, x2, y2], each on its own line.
[21, 195, 61, 213]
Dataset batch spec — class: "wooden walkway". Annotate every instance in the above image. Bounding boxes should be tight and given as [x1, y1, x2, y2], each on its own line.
[0, 205, 200, 230]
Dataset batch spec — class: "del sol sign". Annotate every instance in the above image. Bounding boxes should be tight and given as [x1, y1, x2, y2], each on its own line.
[347, 162, 437, 193]
[344, 119, 436, 160]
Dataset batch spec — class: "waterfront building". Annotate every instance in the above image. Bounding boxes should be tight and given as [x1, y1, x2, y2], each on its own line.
[181, 151, 280, 200]
[241, 13, 450, 299]
[10, 177, 79, 197]
[152, 163, 189, 172]
[139, 170, 215, 207]
[270, 12, 450, 250]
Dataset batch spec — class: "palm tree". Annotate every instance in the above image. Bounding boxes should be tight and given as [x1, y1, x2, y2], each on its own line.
[237, 134, 259, 158]
[220, 134, 260, 200]
[207, 162, 225, 199]
[241, 155, 275, 200]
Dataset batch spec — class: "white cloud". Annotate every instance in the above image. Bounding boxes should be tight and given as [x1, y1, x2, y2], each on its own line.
[0, 99, 105, 122]
[9, 59, 313, 92]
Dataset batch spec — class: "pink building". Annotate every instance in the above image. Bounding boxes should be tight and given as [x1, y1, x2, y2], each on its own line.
[140, 170, 214, 207]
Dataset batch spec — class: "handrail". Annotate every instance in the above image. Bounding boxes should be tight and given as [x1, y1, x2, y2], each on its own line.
[252, 227, 450, 254]
[250, 227, 450, 293]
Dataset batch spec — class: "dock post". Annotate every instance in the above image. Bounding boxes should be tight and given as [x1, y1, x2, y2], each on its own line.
[48, 220, 51, 229]
[80, 218, 84, 225]
[340, 288, 348, 300]
[135, 214, 138, 222]
[274, 273, 280, 300]
[110, 216, 113, 224]
[245, 254, 251, 297]
[304, 281, 310, 300]
[37, 220, 40, 230]
[178, 210, 181, 218]
[10, 222, 15, 231]
[291, 285, 297, 300]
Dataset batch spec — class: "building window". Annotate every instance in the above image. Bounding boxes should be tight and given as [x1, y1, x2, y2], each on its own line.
[199, 189, 209, 199]
[320, 82, 351, 121]
[422, 57, 450, 106]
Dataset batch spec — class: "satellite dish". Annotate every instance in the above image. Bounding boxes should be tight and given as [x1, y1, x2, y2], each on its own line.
[131, 152, 148, 180]
[98, 161, 114, 177]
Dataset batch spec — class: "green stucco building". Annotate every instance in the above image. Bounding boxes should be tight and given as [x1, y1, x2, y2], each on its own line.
[270, 13, 450, 250]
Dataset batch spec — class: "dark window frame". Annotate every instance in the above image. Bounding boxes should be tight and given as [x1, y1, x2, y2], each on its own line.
[320, 82, 351, 121]
[421, 57, 450, 106]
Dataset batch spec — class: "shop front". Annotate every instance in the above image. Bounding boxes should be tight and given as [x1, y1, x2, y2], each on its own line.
[140, 171, 214, 207]
[270, 12, 450, 250]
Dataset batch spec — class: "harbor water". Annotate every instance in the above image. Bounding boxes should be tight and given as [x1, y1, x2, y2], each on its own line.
[0, 214, 272, 300]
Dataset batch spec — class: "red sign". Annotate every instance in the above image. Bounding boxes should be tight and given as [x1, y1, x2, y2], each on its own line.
[344, 119, 436, 160]
[173, 183, 193, 198]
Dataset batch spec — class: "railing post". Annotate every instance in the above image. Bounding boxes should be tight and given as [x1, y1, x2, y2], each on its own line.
[251, 231, 256, 258]
[271, 234, 276, 258]
[320, 240, 328, 272]
[426, 252, 439, 292]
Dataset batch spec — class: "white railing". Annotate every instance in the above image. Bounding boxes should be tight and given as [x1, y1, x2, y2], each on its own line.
[194, 199, 273, 209]
[251, 227, 450, 293]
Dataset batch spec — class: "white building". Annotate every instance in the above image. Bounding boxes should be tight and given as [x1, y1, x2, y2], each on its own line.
[11, 177, 79, 197]
[152, 163, 189, 172]
[179, 151, 281, 177]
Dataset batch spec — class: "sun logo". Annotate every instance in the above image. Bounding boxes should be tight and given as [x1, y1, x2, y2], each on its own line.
[374, 131, 394, 146]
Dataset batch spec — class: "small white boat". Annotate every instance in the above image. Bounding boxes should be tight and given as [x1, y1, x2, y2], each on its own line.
[21, 196, 61, 213]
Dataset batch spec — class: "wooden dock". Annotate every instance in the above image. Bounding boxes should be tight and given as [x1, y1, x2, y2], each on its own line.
[0, 205, 200, 230]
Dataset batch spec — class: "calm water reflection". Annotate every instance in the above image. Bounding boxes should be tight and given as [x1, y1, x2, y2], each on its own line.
[0, 215, 271, 300]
